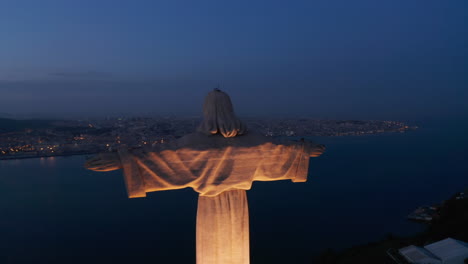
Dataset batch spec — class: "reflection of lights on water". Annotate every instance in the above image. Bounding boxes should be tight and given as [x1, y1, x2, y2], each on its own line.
[38, 157, 56, 167]
[45, 156, 56, 166]
[10, 159, 22, 166]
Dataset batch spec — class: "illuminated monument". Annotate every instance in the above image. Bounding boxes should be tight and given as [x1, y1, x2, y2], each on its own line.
[85, 89, 325, 264]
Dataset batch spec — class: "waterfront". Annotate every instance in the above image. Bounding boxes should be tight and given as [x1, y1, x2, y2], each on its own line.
[0, 117, 414, 161]
[0, 119, 466, 264]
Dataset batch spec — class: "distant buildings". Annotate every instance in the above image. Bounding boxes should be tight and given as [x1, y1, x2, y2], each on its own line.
[0, 117, 416, 160]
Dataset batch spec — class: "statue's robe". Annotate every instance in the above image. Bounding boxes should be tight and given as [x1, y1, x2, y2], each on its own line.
[117, 132, 316, 264]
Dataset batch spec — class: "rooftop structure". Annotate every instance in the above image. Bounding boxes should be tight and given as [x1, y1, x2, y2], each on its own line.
[399, 238, 468, 264]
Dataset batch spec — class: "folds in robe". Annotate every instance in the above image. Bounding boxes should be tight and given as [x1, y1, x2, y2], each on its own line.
[118, 132, 316, 198]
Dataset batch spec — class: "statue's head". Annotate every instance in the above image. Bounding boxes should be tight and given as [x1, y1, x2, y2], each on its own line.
[197, 89, 247, 138]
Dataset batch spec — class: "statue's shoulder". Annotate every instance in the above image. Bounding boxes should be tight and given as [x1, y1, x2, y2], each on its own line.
[174, 131, 301, 150]
[225, 130, 271, 147]
[238, 130, 268, 141]
[176, 132, 220, 149]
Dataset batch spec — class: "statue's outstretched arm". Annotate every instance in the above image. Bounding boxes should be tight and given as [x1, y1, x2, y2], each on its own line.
[295, 138, 325, 157]
[84, 152, 122, 172]
[310, 143, 326, 157]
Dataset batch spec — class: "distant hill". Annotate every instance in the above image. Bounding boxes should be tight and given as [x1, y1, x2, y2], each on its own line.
[0, 118, 55, 133]
[0, 113, 15, 118]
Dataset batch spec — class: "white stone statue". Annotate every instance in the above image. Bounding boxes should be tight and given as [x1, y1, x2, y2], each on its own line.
[85, 89, 325, 264]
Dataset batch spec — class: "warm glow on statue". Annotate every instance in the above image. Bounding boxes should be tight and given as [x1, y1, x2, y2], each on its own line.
[85, 89, 325, 264]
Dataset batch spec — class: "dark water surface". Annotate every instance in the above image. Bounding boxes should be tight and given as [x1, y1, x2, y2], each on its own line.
[1, 120, 467, 263]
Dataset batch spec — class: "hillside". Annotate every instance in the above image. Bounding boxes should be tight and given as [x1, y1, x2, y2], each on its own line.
[315, 190, 468, 264]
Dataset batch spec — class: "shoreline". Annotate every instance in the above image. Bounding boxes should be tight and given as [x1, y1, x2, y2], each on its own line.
[0, 151, 98, 161]
[0, 129, 417, 161]
[314, 189, 468, 263]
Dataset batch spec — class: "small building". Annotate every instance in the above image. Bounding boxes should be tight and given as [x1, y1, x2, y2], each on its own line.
[399, 238, 468, 264]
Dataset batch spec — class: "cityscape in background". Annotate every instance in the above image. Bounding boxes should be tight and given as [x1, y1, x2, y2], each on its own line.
[0, 117, 416, 160]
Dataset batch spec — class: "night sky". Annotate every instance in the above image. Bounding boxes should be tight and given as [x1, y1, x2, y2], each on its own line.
[1, 0, 467, 120]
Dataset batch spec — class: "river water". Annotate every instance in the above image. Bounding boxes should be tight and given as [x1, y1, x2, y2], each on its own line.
[1, 119, 467, 263]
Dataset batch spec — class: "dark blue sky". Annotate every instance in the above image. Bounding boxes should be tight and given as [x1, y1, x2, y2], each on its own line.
[1, 0, 467, 120]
